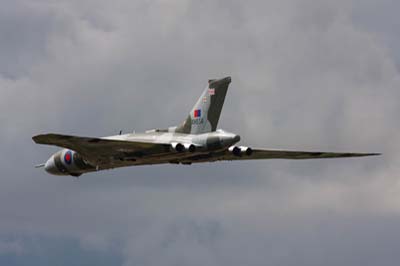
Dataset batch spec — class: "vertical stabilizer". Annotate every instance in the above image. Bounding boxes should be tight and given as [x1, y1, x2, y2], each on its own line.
[175, 76, 231, 134]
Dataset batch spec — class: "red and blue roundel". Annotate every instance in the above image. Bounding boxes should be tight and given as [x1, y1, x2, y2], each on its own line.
[64, 150, 72, 165]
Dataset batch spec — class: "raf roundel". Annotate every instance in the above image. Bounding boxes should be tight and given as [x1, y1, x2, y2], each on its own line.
[64, 150, 72, 165]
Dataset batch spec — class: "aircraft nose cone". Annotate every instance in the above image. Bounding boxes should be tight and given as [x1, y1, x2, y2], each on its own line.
[233, 135, 241, 143]
[44, 156, 59, 175]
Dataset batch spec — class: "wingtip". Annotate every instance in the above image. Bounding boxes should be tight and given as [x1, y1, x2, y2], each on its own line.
[32, 135, 39, 143]
[32, 133, 57, 144]
[32, 134, 44, 144]
[370, 153, 382, 156]
[359, 152, 381, 157]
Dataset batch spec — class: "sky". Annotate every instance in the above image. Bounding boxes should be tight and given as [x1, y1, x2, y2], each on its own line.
[1, 0, 400, 265]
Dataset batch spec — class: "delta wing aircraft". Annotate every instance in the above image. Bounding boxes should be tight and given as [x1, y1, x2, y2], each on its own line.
[33, 77, 379, 177]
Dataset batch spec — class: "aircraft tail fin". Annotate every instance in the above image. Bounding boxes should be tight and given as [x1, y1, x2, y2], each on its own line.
[175, 76, 231, 134]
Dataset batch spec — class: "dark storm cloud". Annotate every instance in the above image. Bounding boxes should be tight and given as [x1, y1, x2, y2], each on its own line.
[0, 0, 399, 265]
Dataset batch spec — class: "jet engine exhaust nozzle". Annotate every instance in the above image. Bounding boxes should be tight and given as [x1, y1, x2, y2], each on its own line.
[229, 146, 253, 156]
[171, 143, 185, 152]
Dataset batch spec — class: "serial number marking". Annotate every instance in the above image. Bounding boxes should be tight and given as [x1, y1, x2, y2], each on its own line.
[192, 118, 204, 125]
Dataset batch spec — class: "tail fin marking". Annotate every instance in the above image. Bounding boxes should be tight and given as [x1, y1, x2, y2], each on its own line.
[175, 76, 231, 134]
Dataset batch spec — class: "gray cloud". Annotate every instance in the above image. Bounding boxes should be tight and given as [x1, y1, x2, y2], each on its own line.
[1, 0, 399, 265]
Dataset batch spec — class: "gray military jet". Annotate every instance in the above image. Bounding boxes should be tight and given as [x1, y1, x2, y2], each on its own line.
[33, 77, 379, 177]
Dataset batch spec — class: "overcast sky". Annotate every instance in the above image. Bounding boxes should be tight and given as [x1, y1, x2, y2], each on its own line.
[1, 0, 400, 265]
